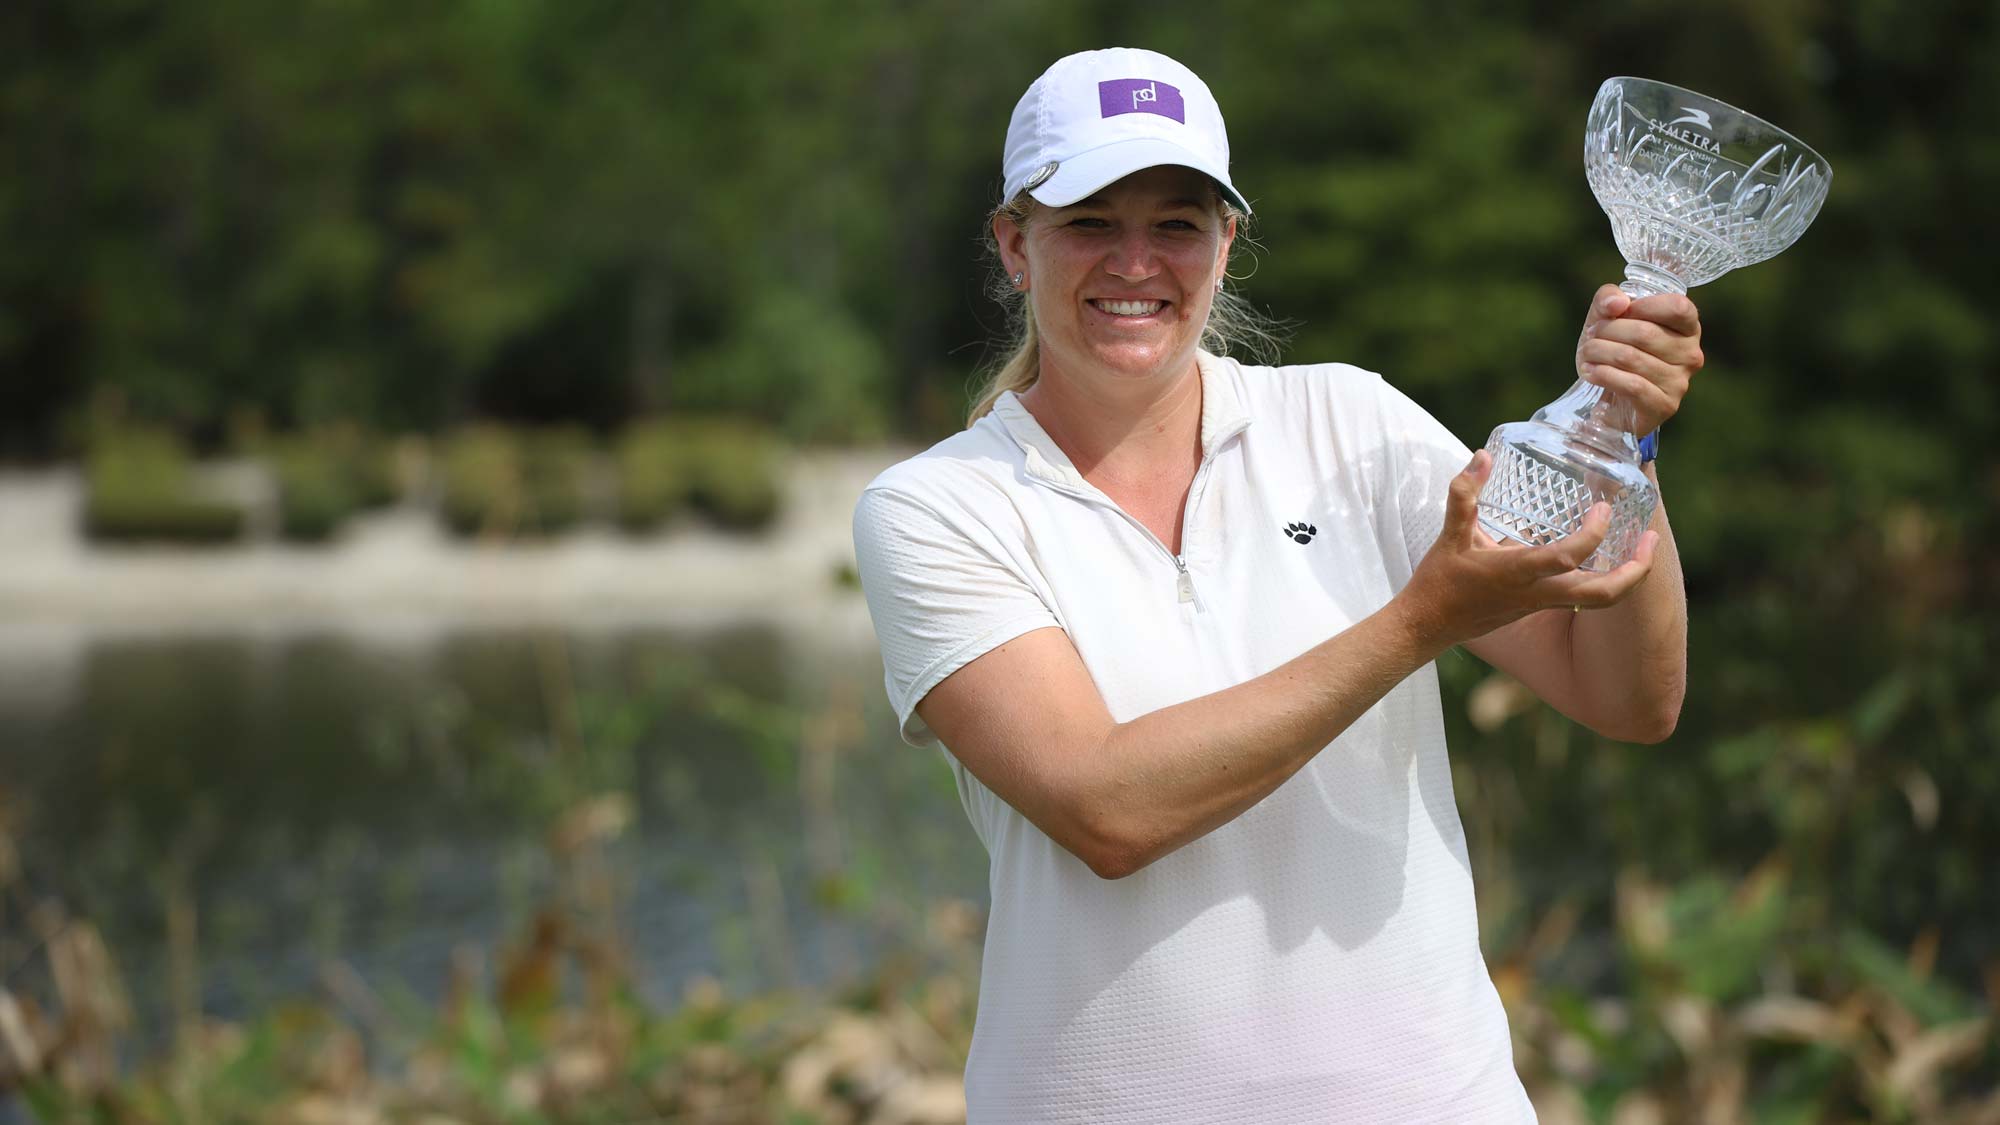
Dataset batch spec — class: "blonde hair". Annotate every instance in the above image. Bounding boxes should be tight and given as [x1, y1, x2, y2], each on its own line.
[966, 185, 1287, 425]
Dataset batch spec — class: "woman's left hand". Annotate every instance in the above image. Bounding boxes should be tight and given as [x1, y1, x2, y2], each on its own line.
[1575, 283, 1704, 437]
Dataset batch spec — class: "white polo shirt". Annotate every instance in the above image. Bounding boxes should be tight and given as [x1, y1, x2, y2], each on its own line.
[851, 351, 1534, 1124]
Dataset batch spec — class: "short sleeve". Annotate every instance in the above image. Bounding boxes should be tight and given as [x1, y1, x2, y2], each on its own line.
[852, 487, 1063, 747]
[1371, 379, 1475, 587]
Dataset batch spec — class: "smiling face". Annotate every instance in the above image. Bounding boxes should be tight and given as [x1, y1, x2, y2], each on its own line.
[996, 165, 1236, 391]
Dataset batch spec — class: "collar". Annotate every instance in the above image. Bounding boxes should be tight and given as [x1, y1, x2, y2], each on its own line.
[993, 350, 1254, 488]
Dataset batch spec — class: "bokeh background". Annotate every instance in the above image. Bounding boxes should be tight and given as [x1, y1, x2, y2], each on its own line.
[2, 1, 1996, 1121]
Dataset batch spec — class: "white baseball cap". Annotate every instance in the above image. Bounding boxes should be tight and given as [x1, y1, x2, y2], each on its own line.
[1002, 47, 1250, 214]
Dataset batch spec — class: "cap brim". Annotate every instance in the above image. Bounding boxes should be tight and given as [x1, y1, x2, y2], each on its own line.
[1027, 137, 1252, 214]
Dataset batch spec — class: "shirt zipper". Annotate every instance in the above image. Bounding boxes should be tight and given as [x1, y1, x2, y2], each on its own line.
[1039, 447, 1224, 610]
[1170, 458, 1221, 606]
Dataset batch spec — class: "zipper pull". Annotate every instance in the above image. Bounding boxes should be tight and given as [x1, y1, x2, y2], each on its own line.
[1175, 557, 1195, 604]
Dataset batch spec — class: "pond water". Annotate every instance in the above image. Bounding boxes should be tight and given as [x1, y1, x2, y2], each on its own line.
[0, 617, 989, 1042]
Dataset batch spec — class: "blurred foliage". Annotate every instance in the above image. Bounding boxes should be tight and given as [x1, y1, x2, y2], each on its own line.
[77, 416, 787, 543]
[4, 0, 1993, 455]
[439, 425, 594, 539]
[82, 424, 245, 544]
[431, 420, 784, 540]
[680, 421, 786, 532]
[263, 427, 400, 542]
[270, 443, 353, 543]
[13, 879, 1988, 1123]
[11, 636, 1989, 1120]
[3, 807, 982, 1125]
[3, 0, 1997, 1116]
[615, 421, 696, 533]
[5, 0, 1992, 573]
[0, 651, 985, 1122]
[3, 706, 1992, 1122]
[617, 419, 786, 534]
[1495, 863, 1998, 1123]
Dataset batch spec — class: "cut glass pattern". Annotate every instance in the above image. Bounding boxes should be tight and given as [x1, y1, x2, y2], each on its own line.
[1476, 78, 1831, 572]
[1478, 434, 1654, 574]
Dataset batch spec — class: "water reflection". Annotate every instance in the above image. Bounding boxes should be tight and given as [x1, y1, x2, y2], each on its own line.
[0, 621, 986, 1041]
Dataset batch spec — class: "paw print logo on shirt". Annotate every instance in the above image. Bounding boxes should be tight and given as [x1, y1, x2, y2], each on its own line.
[1283, 521, 1317, 544]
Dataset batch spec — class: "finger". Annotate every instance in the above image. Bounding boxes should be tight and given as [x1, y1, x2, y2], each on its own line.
[1580, 284, 1630, 338]
[1620, 292, 1701, 336]
[1577, 354, 1684, 426]
[1579, 357, 1683, 411]
[1633, 528, 1659, 567]
[1555, 501, 1614, 571]
[1512, 501, 1610, 579]
[1579, 335, 1692, 387]
[1586, 317, 1705, 376]
[1551, 531, 1658, 606]
[1441, 449, 1490, 543]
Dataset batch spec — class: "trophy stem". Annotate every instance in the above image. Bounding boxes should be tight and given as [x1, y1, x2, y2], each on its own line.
[1533, 378, 1647, 448]
[1620, 263, 1687, 299]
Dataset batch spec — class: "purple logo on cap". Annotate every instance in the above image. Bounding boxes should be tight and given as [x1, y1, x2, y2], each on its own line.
[1098, 78, 1185, 123]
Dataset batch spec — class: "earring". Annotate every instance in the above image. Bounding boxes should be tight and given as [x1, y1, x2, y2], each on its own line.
[1013, 271, 1025, 289]
[1215, 277, 1224, 292]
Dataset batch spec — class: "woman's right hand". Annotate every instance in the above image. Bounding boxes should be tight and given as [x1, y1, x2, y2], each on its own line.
[1396, 449, 1658, 656]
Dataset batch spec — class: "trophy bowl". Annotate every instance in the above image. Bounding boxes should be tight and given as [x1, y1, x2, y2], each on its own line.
[1585, 77, 1831, 298]
[1476, 77, 1831, 571]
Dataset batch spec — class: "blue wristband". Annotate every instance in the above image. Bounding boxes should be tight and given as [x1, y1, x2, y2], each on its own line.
[1637, 429, 1659, 464]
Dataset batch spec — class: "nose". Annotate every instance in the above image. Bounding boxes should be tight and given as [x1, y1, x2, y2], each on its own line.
[1103, 227, 1159, 281]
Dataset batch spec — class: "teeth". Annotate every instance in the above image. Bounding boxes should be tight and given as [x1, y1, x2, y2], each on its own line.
[1095, 299, 1164, 317]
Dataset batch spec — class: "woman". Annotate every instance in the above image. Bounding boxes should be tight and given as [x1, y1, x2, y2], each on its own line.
[852, 47, 1702, 1122]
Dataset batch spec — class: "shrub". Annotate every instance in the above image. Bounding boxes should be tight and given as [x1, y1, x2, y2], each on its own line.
[691, 453, 782, 530]
[614, 422, 692, 532]
[681, 420, 784, 532]
[327, 426, 400, 511]
[441, 426, 595, 539]
[519, 427, 595, 535]
[84, 428, 245, 545]
[228, 424, 405, 543]
[440, 427, 522, 538]
[615, 419, 785, 534]
[272, 441, 354, 542]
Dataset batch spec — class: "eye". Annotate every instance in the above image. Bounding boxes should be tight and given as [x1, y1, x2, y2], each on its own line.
[1160, 219, 1200, 231]
[1068, 216, 1110, 229]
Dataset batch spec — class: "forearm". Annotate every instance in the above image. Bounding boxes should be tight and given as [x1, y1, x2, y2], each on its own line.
[1569, 463, 1687, 741]
[1084, 599, 1437, 876]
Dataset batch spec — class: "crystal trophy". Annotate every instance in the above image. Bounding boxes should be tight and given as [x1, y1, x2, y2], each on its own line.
[1477, 77, 1831, 570]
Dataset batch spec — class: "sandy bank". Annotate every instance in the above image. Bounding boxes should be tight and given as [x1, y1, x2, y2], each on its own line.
[0, 448, 912, 637]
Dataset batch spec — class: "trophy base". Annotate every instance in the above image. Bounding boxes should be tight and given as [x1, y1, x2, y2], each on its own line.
[1477, 419, 1656, 572]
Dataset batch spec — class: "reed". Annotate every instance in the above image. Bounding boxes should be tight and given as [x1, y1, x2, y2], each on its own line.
[6, 818, 1993, 1122]
[0, 785, 975, 1125]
